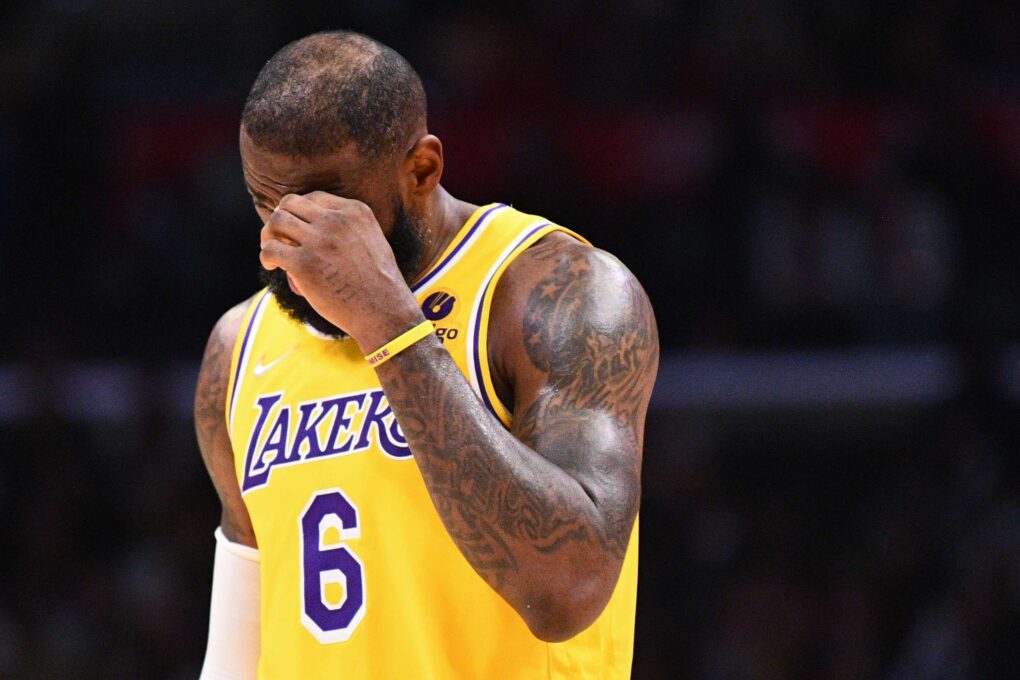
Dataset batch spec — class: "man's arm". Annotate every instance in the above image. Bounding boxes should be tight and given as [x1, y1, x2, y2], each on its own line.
[195, 299, 258, 547]
[374, 234, 658, 641]
[195, 300, 261, 678]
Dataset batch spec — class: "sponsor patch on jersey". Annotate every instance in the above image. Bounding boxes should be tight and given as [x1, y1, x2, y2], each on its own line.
[421, 289, 458, 321]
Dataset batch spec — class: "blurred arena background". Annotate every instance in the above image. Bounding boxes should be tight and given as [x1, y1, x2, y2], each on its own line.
[2, 0, 1020, 677]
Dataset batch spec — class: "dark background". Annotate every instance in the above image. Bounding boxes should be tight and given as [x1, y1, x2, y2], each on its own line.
[2, 0, 1020, 677]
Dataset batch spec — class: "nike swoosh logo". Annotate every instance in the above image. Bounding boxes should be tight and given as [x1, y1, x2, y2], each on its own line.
[253, 347, 295, 377]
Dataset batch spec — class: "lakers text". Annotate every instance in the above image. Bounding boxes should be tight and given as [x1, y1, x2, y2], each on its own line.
[241, 389, 409, 493]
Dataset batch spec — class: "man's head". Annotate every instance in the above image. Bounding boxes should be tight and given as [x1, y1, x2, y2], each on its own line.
[240, 31, 441, 336]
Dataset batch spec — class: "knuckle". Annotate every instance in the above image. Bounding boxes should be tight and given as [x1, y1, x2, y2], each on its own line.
[264, 214, 284, 235]
[296, 248, 316, 269]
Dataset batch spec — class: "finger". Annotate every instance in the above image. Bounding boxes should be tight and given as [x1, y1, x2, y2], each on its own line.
[262, 208, 308, 247]
[276, 192, 330, 222]
[299, 191, 352, 210]
[302, 191, 371, 215]
[259, 237, 300, 271]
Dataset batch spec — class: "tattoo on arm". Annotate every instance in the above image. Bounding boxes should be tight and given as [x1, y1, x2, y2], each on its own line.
[515, 244, 658, 559]
[320, 263, 359, 303]
[519, 244, 657, 431]
[195, 325, 231, 452]
[195, 301, 257, 545]
[376, 240, 658, 593]
[379, 350, 540, 590]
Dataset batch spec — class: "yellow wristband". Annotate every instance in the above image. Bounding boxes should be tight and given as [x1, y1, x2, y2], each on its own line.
[365, 320, 434, 367]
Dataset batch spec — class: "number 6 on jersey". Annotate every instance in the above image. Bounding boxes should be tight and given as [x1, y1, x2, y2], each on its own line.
[299, 489, 366, 643]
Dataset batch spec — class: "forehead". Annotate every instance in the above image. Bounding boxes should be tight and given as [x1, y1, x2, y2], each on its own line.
[239, 129, 372, 197]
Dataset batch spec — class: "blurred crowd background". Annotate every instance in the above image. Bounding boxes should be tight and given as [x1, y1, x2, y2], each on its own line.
[2, 0, 1019, 677]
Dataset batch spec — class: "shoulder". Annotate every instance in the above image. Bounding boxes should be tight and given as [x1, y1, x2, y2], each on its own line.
[211, 296, 258, 354]
[491, 231, 656, 354]
[194, 294, 260, 438]
[489, 231, 658, 395]
[495, 230, 647, 303]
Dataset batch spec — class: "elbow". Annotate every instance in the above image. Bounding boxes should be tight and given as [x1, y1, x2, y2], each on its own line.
[526, 615, 597, 644]
[520, 574, 613, 643]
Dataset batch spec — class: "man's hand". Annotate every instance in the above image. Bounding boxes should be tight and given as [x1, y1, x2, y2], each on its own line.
[258, 192, 424, 351]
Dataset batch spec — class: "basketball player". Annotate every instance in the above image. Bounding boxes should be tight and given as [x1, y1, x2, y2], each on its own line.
[195, 31, 658, 679]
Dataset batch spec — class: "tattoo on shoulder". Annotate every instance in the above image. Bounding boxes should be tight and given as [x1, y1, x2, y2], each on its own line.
[195, 333, 229, 445]
[195, 304, 246, 449]
[519, 243, 658, 433]
[515, 242, 659, 559]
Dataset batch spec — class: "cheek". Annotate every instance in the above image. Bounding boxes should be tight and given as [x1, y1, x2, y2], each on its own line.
[255, 205, 272, 224]
[352, 195, 385, 226]
[353, 186, 399, 234]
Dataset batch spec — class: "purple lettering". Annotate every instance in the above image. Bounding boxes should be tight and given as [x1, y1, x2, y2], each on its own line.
[291, 402, 332, 459]
[241, 389, 412, 494]
[242, 393, 284, 492]
[356, 390, 410, 459]
[312, 393, 368, 459]
[260, 407, 291, 468]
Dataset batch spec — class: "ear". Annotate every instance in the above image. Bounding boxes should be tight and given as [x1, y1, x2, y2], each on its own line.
[402, 134, 444, 195]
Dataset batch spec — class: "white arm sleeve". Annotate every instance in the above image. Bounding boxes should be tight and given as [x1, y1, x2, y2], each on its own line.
[199, 527, 261, 680]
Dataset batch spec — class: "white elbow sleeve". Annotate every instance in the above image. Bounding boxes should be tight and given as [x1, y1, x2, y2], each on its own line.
[200, 527, 261, 680]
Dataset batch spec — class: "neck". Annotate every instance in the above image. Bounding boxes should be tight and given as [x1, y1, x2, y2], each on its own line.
[411, 187, 478, 284]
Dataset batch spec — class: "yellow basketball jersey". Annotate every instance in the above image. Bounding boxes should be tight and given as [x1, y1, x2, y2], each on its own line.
[225, 203, 639, 679]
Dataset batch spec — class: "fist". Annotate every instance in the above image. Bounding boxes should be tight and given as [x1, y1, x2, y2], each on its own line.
[259, 192, 423, 350]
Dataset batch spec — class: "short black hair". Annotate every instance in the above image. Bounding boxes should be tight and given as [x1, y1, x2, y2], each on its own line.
[241, 31, 426, 159]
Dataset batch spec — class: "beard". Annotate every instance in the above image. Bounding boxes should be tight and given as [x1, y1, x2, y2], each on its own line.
[258, 200, 428, 339]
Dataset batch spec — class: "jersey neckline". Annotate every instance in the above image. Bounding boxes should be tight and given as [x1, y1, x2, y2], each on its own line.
[409, 203, 505, 293]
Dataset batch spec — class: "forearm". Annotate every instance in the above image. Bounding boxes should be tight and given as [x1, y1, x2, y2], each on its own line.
[201, 528, 260, 679]
[374, 335, 617, 637]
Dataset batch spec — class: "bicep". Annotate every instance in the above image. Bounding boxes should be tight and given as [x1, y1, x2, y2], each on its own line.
[502, 240, 659, 553]
[195, 299, 258, 548]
